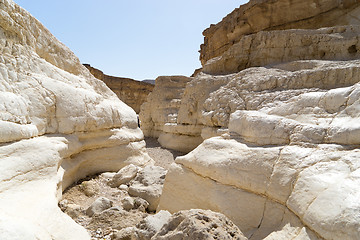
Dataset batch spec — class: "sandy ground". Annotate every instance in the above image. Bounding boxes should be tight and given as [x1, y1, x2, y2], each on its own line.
[144, 137, 184, 169]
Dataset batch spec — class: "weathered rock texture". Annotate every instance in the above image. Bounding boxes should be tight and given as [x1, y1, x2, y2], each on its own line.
[0, 1, 152, 239]
[200, 0, 360, 65]
[155, 1, 360, 240]
[84, 64, 154, 113]
[113, 209, 247, 240]
[203, 26, 360, 75]
[139, 76, 202, 152]
[140, 1, 360, 153]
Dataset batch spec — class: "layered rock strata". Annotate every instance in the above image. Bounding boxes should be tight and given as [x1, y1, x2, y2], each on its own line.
[159, 60, 360, 238]
[203, 25, 360, 75]
[200, 0, 360, 65]
[155, 1, 360, 239]
[140, 1, 360, 153]
[84, 64, 154, 113]
[139, 76, 201, 152]
[0, 1, 152, 239]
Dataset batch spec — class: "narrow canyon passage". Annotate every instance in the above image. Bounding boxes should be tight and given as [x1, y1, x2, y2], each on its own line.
[59, 138, 185, 240]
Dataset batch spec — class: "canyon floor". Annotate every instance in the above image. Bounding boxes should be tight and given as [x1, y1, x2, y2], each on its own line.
[60, 138, 184, 240]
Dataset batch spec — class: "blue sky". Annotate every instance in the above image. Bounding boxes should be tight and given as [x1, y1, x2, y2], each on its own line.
[14, 1, 248, 80]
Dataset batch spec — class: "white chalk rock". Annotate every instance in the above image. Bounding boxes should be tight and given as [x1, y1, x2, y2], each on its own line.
[0, 1, 152, 239]
[86, 197, 113, 217]
[109, 164, 140, 187]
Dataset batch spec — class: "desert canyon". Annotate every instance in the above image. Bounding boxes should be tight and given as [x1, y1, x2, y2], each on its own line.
[1, 0, 360, 239]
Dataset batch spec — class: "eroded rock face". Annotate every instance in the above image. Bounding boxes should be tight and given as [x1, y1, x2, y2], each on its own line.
[156, 1, 360, 239]
[84, 64, 154, 113]
[203, 26, 360, 75]
[139, 76, 199, 152]
[200, 0, 360, 65]
[0, 1, 152, 239]
[158, 59, 360, 239]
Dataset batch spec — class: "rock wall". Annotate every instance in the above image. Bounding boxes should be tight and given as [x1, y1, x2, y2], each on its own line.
[203, 26, 360, 75]
[200, 0, 360, 65]
[84, 64, 154, 113]
[0, 1, 152, 239]
[154, 0, 360, 239]
[158, 61, 360, 239]
[139, 76, 200, 152]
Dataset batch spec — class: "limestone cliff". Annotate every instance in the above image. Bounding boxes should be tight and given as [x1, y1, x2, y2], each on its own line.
[146, 0, 360, 239]
[200, 0, 360, 66]
[0, 1, 152, 239]
[139, 76, 199, 152]
[84, 64, 154, 113]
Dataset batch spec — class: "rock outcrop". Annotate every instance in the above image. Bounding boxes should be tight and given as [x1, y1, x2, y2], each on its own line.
[154, 1, 360, 239]
[0, 1, 152, 239]
[200, 0, 360, 65]
[84, 64, 154, 113]
[140, 1, 360, 153]
[139, 76, 201, 152]
[203, 26, 360, 75]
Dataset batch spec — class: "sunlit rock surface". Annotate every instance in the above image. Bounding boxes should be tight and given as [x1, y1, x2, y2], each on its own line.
[156, 0, 360, 239]
[0, 1, 152, 239]
[200, 0, 360, 65]
[84, 64, 154, 114]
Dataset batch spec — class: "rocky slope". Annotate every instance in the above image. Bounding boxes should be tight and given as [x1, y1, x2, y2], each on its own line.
[137, 0, 360, 239]
[0, 1, 152, 239]
[84, 64, 154, 113]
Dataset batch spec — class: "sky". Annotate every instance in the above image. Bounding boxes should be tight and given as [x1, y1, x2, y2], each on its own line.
[14, 1, 248, 80]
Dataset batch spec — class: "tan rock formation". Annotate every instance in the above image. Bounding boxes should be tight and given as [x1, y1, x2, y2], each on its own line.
[139, 76, 201, 152]
[154, 1, 360, 240]
[200, 0, 360, 65]
[203, 26, 360, 75]
[159, 60, 360, 239]
[0, 1, 152, 239]
[84, 64, 154, 113]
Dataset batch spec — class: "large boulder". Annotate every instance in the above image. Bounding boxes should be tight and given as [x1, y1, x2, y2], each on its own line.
[152, 209, 247, 240]
[0, 1, 152, 239]
[128, 166, 167, 212]
[112, 209, 247, 240]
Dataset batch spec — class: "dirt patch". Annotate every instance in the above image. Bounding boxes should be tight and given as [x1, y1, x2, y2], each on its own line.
[144, 137, 184, 169]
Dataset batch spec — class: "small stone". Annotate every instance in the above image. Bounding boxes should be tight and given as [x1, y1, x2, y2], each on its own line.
[65, 203, 84, 219]
[111, 227, 137, 240]
[109, 164, 140, 188]
[86, 197, 113, 217]
[100, 172, 117, 181]
[119, 184, 129, 191]
[134, 197, 149, 212]
[121, 197, 135, 211]
[58, 199, 68, 212]
[80, 180, 99, 197]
